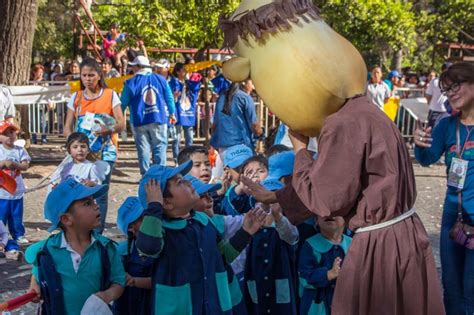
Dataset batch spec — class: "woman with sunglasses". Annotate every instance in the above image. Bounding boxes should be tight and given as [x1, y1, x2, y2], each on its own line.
[414, 61, 474, 314]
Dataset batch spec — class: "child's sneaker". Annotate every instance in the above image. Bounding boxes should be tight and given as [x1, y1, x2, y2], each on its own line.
[5, 249, 23, 261]
[16, 236, 29, 244]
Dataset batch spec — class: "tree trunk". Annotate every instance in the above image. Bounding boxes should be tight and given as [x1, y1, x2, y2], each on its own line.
[0, 0, 40, 85]
[391, 49, 403, 72]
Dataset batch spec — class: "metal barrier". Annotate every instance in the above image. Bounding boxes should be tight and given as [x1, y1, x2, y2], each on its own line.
[395, 98, 429, 144]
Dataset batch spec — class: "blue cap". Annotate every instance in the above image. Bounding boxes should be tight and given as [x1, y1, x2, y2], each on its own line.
[117, 196, 144, 236]
[211, 74, 231, 94]
[261, 178, 284, 192]
[44, 178, 107, 232]
[223, 144, 253, 169]
[268, 151, 295, 180]
[184, 175, 222, 196]
[388, 70, 401, 79]
[138, 160, 193, 208]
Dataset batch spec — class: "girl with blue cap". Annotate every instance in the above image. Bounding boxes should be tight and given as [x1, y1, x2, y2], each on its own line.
[113, 196, 154, 315]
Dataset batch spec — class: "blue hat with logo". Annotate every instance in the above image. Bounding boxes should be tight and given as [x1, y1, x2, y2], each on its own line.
[138, 160, 193, 208]
[44, 178, 107, 232]
[261, 178, 284, 192]
[268, 151, 295, 180]
[223, 144, 253, 169]
[184, 175, 222, 196]
[388, 70, 401, 79]
[117, 196, 144, 236]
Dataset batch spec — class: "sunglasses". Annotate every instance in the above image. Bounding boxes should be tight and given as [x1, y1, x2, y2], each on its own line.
[440, 81, 465, 94]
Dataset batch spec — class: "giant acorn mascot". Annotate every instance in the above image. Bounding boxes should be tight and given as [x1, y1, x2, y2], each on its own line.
[219, 1, 445, 314]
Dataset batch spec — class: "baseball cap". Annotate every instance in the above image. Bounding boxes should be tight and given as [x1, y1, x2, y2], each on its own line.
[261, 178, 284, 192]
[138, 160, 193, 208]
[223, 144, 253, 169]
[184, 175, 222, 196]
[117, 196, 144, 235]
[128, 56, 151, 67]
[156, 58, 170, 69]
[388, 70, 401, 79]
[268, 151, 295, 180]
[44, 178, 107, 232]
[0, 121, 19, 134]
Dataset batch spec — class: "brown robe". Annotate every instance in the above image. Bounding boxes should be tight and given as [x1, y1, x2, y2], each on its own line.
[276, 96, 444, 315]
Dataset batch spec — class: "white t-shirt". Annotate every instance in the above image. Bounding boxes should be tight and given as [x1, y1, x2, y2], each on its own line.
[366, 81, 391, 110]
[426, 78, 447, 112]
[0, 144, 31, 200]
[66, 89, 121, 112]
[49, 159, 110, 192]
[0, 85, 15, 121]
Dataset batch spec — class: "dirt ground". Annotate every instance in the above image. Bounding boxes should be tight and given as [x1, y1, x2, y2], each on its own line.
[0, 137, 447, 314]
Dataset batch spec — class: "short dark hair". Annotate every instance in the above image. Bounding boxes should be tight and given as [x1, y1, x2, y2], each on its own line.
[439, 62, 474, 90]
[172, 62, 185, 77]
[177, 146, 208, 165]
[102, 57, 113, 66]
[266, 144, 291, 157]
[66, 132, 89, 154]
[240, 155, 268, 174]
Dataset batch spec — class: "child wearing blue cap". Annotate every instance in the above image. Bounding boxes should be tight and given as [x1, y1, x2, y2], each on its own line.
[298, 215, 352, 315]
[25, 178, 125, 315]
[135, 161, 266, 315]
[113, 196, 154, 315]
[244, 178, 299, 315]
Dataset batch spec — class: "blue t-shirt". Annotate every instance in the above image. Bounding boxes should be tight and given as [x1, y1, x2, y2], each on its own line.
[121, 72, 175, 127]
[210, 90, 257, 150]
[415, 115, 474, 221]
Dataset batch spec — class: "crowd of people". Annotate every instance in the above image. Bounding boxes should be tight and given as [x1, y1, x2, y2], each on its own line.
[0, 21, 473, 313]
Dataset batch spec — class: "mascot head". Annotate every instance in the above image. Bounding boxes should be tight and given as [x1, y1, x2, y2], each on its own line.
[219, 0, 367, 136]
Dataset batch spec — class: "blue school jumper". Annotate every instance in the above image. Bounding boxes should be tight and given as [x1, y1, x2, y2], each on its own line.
[211, 215, 248, 315]
[221, 186, 255, 216]
[298, 233, 352, 315]
[244, 226, 298, 315]
[136, 203, 251, 315]
[113, 240, 154, 315]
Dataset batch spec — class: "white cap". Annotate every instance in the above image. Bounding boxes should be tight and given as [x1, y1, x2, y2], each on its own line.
[128, 55, 151, 67]
[155, 58, 170, 69]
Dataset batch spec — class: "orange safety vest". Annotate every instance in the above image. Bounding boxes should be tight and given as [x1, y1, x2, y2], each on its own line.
[73, 88, 119, 150]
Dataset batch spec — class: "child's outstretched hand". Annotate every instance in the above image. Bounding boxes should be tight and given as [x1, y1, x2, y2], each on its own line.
[242, 208, 267, 235]
[327, 257, 342, 281]
[217, 169, 232, 196]
[270, 203, 283, 222]
[145, 179, 163, 205]
[28, 276, 41, 303]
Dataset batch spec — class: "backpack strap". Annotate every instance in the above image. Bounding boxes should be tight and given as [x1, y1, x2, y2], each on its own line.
[98, 241, 112, 291]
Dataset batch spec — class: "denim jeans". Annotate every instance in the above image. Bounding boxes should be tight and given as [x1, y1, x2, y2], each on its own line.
[133, 123, 168, 174]
[440, 206, 474, 315]
[95, 161, 114, 234]
[171, 125, 194, 161]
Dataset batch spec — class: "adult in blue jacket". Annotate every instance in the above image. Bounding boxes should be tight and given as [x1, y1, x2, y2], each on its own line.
[414, 62, 474, 315]
[121, 56, 175, 174]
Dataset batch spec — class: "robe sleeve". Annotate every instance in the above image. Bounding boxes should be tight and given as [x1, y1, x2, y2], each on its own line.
[277, 117, 364, 221]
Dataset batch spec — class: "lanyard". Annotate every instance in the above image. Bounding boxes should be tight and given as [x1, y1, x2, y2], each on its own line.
[456, 119, 474, 158]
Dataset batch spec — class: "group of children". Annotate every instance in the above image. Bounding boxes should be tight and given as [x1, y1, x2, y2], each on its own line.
[0, 118, 354, 314]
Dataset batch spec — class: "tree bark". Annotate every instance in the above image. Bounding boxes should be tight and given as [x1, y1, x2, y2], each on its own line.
[0, 0, 40, 85]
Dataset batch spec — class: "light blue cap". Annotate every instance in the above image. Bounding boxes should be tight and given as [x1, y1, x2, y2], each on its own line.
[261, 177, 284, 192]
[223, 144, 253, 169]
[268, 151, 295, 179]
[184, 175, 222, 196]
[138, 160, 193, 208]
[44, 178, 107, 232]
[117, 196, 144, 236]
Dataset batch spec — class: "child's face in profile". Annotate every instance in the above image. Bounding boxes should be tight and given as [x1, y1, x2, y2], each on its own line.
[1, 128, 17, 147]
[61, 196, 101, 231]
[189, 152, 211, 183]
[243, 161, 268, 183]
[194, 193, 214, 217]
[164, 174, 200, 217]
[317, 216, 345, 234]
[69, 140, 89, 163]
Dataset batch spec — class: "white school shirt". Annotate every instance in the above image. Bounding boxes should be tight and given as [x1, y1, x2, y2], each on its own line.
[366, 81, 391, 110]
[0, 144, 31, 200]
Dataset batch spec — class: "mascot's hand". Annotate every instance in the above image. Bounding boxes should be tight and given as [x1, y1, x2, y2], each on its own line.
[222, 57, 251, 82]
[288, 129, 309, 152]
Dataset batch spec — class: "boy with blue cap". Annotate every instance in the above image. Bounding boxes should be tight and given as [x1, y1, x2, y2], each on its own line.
[25, 178, 125, 315]
[135, 161, 266, 315]
[268, 150, 295, 185]
[244, 178, 299, 315]
[113, 196, 154, 315]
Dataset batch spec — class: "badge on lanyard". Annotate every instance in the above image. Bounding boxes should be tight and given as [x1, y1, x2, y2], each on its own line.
[81, 112, 95, 130]
[448, 157, 468, 189]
